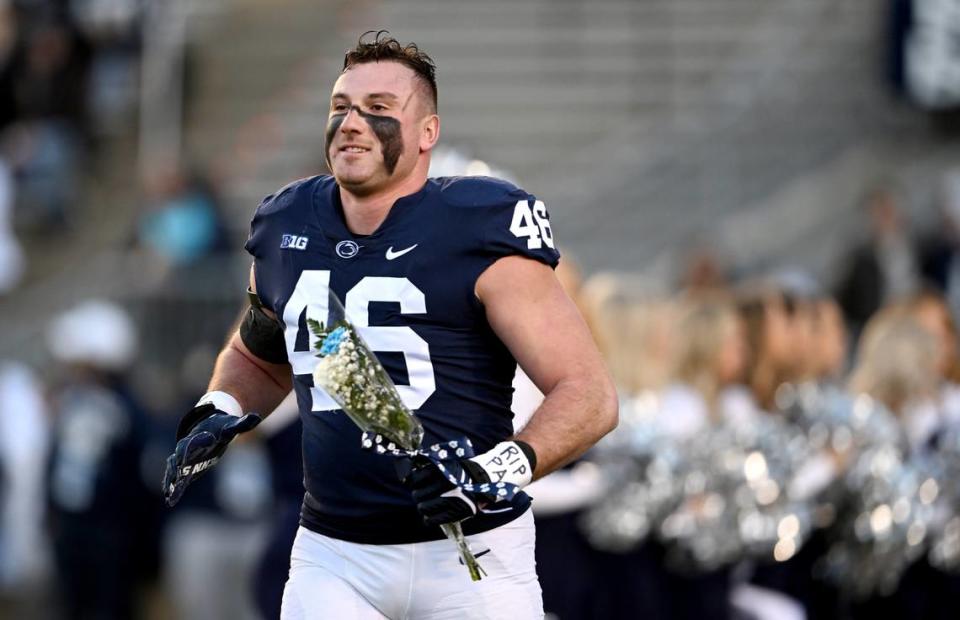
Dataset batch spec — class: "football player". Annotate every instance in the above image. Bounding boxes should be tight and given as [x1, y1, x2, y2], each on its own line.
[163, 31, 618, 619]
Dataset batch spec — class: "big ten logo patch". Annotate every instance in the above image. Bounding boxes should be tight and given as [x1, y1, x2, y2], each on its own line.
[281, 234, 309, 250]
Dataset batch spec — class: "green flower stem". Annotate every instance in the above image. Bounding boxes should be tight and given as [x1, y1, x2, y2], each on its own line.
[442, 522, 485, 582]
[309, 318, 485, 580]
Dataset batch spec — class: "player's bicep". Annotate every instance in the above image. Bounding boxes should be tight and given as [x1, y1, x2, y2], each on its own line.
[475, 256, 602, 395]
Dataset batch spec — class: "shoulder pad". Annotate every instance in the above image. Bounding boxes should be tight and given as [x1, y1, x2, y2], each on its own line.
[436, 176, 528, 208]
[256, 175, 331, 216]
[246, 175, 331, 261]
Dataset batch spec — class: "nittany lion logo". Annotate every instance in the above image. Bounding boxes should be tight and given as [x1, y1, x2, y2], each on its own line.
[335, 240, 360, 259]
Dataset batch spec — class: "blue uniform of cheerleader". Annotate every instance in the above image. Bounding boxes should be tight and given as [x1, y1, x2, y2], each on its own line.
[244, 175, 560, 544]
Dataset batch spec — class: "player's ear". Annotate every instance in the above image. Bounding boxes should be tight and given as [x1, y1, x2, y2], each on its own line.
[419, 114, 440, 153]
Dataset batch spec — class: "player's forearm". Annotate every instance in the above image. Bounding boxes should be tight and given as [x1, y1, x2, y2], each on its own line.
[206, 333, 293, 417]
[514, 372, 618, 480]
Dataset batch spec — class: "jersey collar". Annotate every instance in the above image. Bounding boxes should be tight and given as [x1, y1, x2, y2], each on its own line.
[315, 178, 435, 242]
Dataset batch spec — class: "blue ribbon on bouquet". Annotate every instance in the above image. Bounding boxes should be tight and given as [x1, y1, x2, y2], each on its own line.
[361, 432, 521, 504]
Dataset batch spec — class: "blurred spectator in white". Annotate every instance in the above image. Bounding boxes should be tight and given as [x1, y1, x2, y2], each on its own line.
[0, 360, 51, 614]
[837, 248, 960, 620]
[637, 296, 755, 620]
[0, 157, 24, 292]
[46, 298, 137, 371]
[835, 185, 920, 334]
[745, 293, 848, 620]
[659, 296, 750, 438]
[901, 0, 960, 111]
[884, 289, 960, 436]
[45, 299, 161, 620]
[848, 311, 939, 447]
[841, 308, 947, 616]
[735, 288, 797, 413]
[584, 274, 675, 398]
[902, 290, 959, 385]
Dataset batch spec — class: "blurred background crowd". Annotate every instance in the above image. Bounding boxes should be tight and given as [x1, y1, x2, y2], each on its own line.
[3, 0, 960, 619]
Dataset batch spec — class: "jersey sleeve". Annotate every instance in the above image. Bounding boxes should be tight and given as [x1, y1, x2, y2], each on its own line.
[243, 179, 305, 261]
[441, 176, 561, 270]
[242, 176, 320, 311]
[243, 201, 269, 262]
[479, 193, 561, 269]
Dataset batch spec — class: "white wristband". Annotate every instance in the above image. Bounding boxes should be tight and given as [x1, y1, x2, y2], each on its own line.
[469, 441, 534, 488]
[196, 391, 243, 418]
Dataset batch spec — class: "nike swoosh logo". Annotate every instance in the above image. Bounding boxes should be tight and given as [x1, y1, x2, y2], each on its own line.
[385, 244, 418, 260]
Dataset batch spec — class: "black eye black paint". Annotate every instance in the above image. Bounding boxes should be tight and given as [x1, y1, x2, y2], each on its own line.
[324, 113, 344, 170]
[325, 106, 404, 175]
[362, 111, 403, 175]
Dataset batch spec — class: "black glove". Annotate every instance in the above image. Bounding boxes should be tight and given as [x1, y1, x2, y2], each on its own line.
[162, 403, 261, 507]
[402, 457, 492, 526]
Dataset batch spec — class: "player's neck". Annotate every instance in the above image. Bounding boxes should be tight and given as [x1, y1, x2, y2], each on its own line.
[340, 171, 427, 235]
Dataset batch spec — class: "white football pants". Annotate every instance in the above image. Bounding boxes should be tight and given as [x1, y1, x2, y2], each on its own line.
[280, 510, 543, 620]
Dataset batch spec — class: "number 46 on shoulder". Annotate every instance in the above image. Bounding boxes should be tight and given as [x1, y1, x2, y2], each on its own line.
[509, 200, 555, 250]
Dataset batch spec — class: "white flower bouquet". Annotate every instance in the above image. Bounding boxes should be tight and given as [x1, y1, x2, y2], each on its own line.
[307, 315, 486, 581]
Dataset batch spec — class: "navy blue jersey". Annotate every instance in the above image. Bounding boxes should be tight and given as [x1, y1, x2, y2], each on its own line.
[245, 175, 560, 544]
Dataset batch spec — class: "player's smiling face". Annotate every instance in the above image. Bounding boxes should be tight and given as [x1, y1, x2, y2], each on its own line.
[326, 61, 433, 195]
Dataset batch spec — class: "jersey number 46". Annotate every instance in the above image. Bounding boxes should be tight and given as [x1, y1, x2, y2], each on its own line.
[283, 271, 436, 413]
[510, 200, 555, 250]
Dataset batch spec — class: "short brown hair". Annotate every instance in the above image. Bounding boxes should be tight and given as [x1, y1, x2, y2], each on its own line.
[342, 31, 438, 111]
